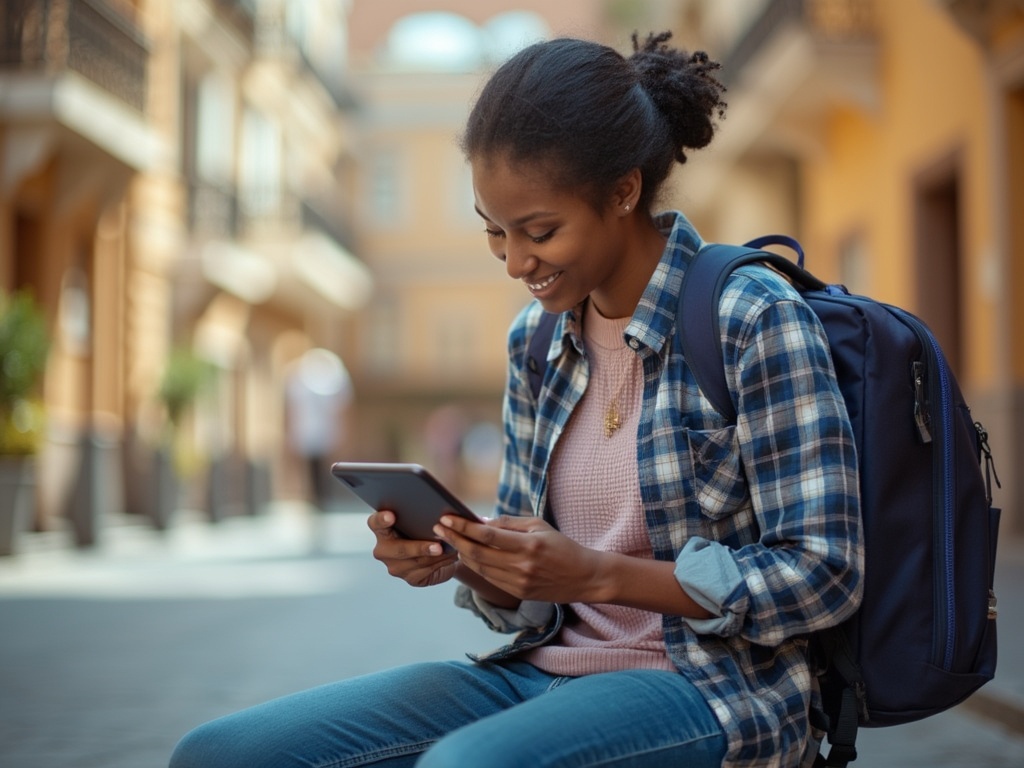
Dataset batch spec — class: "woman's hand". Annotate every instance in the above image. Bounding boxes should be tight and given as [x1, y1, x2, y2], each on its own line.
[368, 510, 458, 587]
[435, 515, 715, 618]
[433, 515, 608, 604]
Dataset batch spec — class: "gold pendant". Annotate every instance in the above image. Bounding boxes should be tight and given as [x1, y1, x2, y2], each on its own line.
[604, 400, 621, 438]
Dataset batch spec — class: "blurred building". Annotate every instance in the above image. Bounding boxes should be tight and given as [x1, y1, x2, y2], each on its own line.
[663, 0, 1024, 534]
[0, 0, 366, 542]
[1, 0, 175, 542]
[340, 0, 1024, 529]
[171, 0, 368, 513]
[2, 0, 1021, 541]
[339, 0, 673, 497]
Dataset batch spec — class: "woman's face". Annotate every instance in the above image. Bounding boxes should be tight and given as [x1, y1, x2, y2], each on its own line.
[471, 153, 634, 317]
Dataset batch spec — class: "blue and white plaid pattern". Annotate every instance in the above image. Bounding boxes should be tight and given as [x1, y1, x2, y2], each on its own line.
[468, 211, 863, 767]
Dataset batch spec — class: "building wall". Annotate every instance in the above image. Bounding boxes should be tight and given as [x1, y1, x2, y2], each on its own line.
[672, 0, 1024, 534]
[342, 2, 625, 497]
[2, 0, 367, 544]
[801, 0, 1022, 531]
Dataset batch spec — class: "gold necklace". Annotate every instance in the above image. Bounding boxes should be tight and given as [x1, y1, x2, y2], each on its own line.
[603, 355, 636, 438]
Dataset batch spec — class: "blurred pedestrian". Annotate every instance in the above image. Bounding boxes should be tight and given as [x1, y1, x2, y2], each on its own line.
[285, 348, 352, 511]
[423, 404, 469, 495]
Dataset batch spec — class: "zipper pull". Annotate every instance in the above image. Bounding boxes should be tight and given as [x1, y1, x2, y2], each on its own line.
[912, 361, 932, 443]
[975, 421, 1001, 504]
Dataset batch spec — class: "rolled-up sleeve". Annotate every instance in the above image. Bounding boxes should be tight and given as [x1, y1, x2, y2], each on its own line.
[454, 584, 556, 634]
[675, 537, 748, 634]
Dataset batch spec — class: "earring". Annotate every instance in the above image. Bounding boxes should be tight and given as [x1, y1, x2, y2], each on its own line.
[624, 204, 631, 212]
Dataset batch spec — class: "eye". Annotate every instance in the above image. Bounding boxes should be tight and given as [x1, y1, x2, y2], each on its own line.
[530, 230, 554, 244]
[484, 227, 505, 239]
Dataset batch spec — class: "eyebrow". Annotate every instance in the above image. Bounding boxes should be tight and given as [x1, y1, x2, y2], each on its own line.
[473, 206, 557, 228]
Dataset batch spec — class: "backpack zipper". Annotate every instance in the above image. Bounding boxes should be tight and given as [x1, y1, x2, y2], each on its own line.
[912, 361, 932, 444]
[897, 309, 956, 671]
[928, 331, 957, 671]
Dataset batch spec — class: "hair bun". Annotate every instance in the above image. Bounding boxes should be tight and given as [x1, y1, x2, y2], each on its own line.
[630, 31, 727, 162]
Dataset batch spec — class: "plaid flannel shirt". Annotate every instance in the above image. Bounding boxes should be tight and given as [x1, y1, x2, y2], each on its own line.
[455, 211, 863, 768]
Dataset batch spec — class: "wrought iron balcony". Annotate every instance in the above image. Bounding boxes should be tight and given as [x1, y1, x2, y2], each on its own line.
[0, 0, 149, 112]
[934, 0, 1022, 46]
[188, 181, 240, 239]
[300, 198, 358, 255]
[212, 0, 256, 43]
[295, 44, 359, 111]
[724, 0, 875, 84]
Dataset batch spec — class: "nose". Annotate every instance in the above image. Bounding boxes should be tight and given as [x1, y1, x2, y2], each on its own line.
[503, 239, 537, 280]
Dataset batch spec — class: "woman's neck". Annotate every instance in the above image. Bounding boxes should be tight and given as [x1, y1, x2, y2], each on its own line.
[589, 217, 667, 319]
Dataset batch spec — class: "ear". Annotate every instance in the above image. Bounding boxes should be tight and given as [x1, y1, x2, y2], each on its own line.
[612, 168, 643, 216]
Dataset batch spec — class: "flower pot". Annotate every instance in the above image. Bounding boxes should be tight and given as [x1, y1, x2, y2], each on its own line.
[0, 455, 36, 556]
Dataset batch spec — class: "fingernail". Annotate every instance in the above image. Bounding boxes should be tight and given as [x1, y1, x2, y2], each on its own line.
[428, 543, 443, 556]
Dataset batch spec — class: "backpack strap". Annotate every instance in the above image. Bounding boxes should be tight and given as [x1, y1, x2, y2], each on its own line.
[678, 238, 827, 422]
[526, 311, 559, 401]
[811, 627, 868, 768]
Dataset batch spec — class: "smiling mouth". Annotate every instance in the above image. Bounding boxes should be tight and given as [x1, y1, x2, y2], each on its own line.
[525, 272, 562, 291]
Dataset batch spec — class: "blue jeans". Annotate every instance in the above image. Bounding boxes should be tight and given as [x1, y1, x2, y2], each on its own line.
[169, 659, 726, 768]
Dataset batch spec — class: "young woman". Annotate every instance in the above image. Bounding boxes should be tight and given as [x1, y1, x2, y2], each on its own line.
[170, 32, 862, 768]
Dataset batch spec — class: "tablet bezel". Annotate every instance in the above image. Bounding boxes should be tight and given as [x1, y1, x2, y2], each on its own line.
[330, 462, 483, 545]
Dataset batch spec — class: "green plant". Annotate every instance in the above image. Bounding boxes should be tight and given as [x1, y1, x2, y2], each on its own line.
[0, 290, 50, 455]
[158, 347, 212, 430]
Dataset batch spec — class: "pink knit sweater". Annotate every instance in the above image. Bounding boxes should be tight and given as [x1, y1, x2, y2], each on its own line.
[524, 300, 676, 675]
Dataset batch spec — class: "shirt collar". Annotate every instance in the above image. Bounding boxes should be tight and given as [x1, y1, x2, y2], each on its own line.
[626, 210, 703, 355]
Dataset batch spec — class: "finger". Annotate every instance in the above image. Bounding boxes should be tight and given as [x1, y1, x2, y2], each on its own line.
[434, 522, 525, 571]
[387, 554, 458, 586]
[391, 551, 458, 576]
[438, 514, 529, 550]
[436, 514, 487, 540]
[368, 510, 446, 556]
[489, 514, 548, 532]
[374, 534, 446, 560]
[366, 509, 397, 534]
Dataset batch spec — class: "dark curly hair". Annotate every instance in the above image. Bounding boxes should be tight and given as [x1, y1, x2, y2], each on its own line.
[461, 31, 727, 212]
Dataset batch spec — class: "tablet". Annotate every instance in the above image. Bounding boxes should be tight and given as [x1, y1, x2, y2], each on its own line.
[331, 462, 484, 545]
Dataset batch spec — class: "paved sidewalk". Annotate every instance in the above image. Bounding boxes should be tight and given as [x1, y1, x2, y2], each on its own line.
[964, 535, 1024, 734]
[1, 504, 1022, 767]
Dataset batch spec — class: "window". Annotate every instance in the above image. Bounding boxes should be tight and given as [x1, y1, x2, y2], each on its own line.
[196, 72, 235, 187]
[368, 147, 404, 226]
[384, 12, 482, 71]
[838, 232, 868, 295]
[914, 153, 963, 375]
[482, 11, 549, 64]
[365, 296, 400, 375]
[240, 108, 281, 216]
[382, 11, 549, 71]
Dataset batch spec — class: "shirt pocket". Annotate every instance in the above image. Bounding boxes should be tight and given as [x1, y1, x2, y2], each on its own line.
[685, 425, 749, 521]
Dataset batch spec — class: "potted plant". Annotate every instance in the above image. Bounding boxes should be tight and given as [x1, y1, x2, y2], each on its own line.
[150, 346, 211, 528]
[0, 289, 50, 556]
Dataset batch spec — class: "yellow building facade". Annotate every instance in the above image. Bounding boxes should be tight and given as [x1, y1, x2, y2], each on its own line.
[676, 0, 1024, 534]
[340, 1, 627, 497]
[1, 0, 367, 548]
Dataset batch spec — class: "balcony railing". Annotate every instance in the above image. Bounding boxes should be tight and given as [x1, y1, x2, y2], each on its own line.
[295, 44, 358, 111]
[301, 198, 358, 254]
[0, 0, 149, 112]
[724, 0, 875, 83]
[189, 182, 240, 239]
[212, 0, 256, 43]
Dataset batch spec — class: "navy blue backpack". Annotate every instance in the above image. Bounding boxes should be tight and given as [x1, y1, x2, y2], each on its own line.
[525, 236, 1001, 767]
